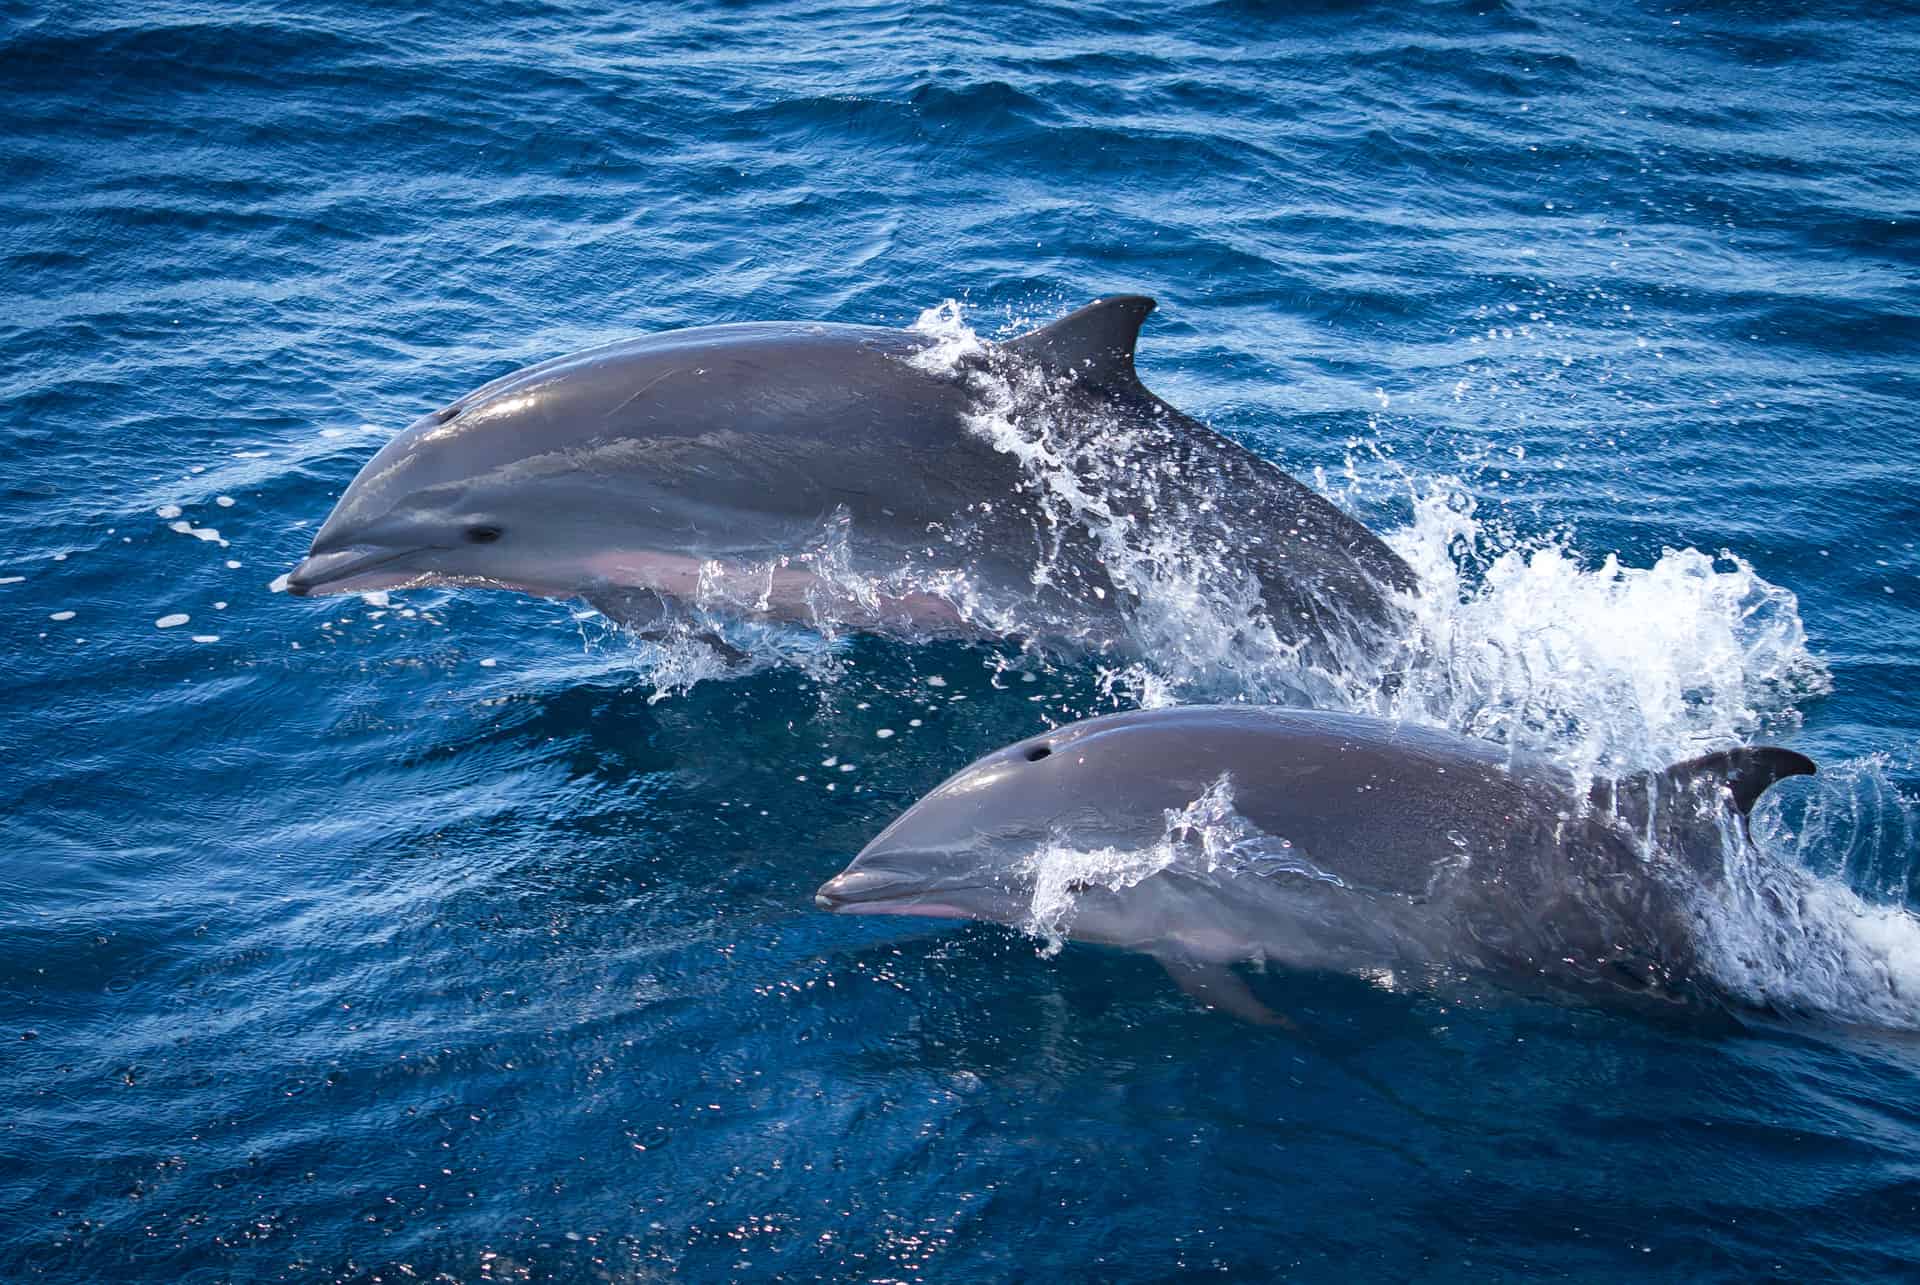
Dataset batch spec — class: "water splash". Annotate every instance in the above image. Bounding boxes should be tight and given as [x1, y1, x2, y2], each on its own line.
[1365, 479, 1831, 778]
[1695, 759, 1920, 1027]
[1763, 752, 1920, 906]
[603, 299, 1832, 780]
[911, 301, 1395, 704]
[1018, 774, 1246, 954]
[1020, 774, 1339, 955]
[908, 302, 1830, 778]
[1021, 838, 1170, 957]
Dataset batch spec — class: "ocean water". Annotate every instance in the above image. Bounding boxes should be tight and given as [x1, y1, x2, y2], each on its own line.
[4, 0, 1919, 1278]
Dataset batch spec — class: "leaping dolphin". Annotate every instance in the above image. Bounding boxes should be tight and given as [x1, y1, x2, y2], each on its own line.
[286, 298, 1415, 670]
[815, 706, 1816, 1022]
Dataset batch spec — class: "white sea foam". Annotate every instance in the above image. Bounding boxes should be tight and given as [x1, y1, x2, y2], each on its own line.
[906, 299, 987, 373]
[168, 519, 228, 546]
[1361, 480, 1829, 780]
[915, 304, 1828, 768]
[155, 613, 189, 629]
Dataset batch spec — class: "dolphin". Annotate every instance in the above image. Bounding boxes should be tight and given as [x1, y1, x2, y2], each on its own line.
[815, 706, 1816, 1022]
[286, 297, 1415, 670]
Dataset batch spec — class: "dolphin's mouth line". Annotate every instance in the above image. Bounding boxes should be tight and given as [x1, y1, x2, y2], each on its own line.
[816, 893, 980, 921]
[286, 546, 442, 596]
[814, 869, 994, 919]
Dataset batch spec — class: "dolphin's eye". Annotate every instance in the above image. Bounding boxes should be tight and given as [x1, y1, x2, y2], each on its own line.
[465, 525, 503, 544]
[1025, 744, 1052, 762]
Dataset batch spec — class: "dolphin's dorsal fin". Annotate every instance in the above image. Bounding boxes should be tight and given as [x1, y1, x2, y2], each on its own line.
[1593, 746, 1816, 858]
[1660, 746, 1817, 817]
[1002, 295, 1156, 393]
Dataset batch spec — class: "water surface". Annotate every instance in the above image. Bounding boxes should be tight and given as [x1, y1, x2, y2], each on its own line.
[4, 0, 1919, 1279]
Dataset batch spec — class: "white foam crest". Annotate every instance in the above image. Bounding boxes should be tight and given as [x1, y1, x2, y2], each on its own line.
[1697, 874, 1920, 1030]
[1359, 480, 1831, 778]
[1095, 662, 1181, 711]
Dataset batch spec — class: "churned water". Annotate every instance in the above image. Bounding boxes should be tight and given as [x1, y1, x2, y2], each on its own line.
[4, 0, 1919, 1279]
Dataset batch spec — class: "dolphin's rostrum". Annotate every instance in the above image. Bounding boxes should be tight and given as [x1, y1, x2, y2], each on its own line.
[287, 298, 1415, 671]
[817, 706, 1816, 1021]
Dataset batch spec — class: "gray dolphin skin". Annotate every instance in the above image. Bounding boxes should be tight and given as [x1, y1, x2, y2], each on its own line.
[286, 298, 1414, 664]
[816, 706, 1816, 1021]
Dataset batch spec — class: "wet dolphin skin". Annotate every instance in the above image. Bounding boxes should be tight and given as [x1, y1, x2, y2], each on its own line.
[819, 706, 1815, 1020]
[287, 298, 1414, 667]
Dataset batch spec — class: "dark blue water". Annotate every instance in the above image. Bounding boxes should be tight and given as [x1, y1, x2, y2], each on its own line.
[6, 1, 1920, 1278]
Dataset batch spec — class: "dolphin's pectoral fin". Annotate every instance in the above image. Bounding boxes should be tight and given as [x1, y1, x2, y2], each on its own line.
[1004, 296, 1156, 396]
[584, 587, 673, 631]
[1156, 956, 1296, 1029]
[582, 588, 751, 664]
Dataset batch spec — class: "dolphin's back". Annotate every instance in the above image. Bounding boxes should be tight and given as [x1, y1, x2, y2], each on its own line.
[1051, 706, 1557, 901]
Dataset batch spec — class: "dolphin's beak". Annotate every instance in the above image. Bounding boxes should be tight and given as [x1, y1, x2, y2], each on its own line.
[815, 867, 913, 911]
[285, 545, 426, 597]
[814, 863, 978, 920]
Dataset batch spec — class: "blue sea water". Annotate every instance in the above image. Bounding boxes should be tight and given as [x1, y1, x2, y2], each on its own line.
[4, 0, 1920, 1278]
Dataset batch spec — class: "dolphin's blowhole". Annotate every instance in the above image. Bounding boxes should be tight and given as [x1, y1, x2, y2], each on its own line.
[1026, 745, 1052, 762]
